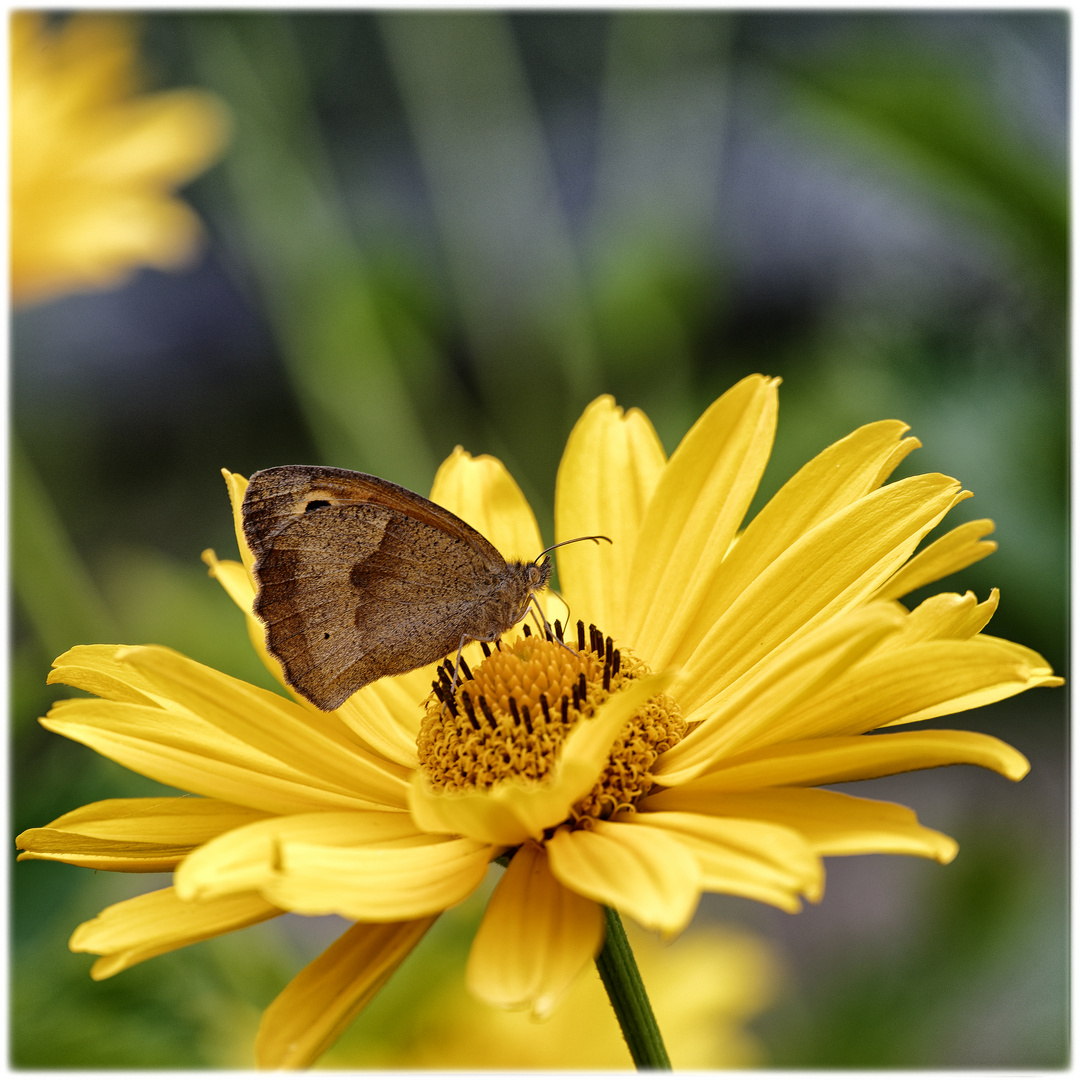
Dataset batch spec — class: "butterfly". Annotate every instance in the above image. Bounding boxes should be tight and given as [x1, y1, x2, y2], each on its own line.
[241, 465, 606, 710]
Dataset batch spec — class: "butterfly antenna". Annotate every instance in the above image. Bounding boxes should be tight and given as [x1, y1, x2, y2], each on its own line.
[534, 534, 612, 564]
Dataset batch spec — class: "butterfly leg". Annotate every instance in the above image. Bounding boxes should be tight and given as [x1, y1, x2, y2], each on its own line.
[527, 594, 577, 657]
[450, 632, 501, 690]
[449, 636, 469, 691]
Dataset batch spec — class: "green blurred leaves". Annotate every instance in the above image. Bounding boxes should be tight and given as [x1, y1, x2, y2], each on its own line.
[762, 17, 1067, 301]
[187, 14, 437, 489]
[11, 437, 120, 664]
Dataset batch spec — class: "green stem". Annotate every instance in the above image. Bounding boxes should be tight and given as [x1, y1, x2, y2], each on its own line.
[595, 907, 672, 1070]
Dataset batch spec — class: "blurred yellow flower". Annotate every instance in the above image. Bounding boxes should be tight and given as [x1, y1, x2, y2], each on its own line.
[17, 376, 1061, 1068]
[322, 922, 780, 1069]
[10, 11, 229, 306]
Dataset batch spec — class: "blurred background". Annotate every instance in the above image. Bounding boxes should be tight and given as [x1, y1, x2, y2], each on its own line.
[11, 9, 1068, 1069]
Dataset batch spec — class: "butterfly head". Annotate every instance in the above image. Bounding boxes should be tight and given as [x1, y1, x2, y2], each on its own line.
[522, 534, 612, 618]
[501, 556, 552, 627]
[528, 554, 554, 593]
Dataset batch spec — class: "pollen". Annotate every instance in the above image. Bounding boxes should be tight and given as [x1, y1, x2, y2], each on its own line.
[416, 619, 686, 825]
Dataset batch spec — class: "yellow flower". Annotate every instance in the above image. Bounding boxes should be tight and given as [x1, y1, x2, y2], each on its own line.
[10, 11, 229, 306]
[321, 922, 780, 1069]
[18, 375, 1061, 1068]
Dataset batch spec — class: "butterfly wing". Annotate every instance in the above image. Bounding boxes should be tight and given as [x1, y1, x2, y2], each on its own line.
[242, 466, 510, 710]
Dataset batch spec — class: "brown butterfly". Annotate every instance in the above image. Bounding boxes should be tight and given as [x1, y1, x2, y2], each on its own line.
[241, 465, 607, 711]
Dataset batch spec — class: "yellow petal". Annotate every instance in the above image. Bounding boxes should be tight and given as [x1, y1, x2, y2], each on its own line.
[546, 819, 701, 935]
[10, 13, 229, 305]
[41, 14, 135, 102]
[70, 886, 281, 979]
[408, 773, 541, 848]
[255, 917, 436, 1069]
[201, 550, 254, 613]
[48, 643, 164, 706]
[649, 788, 958, 863]
[653, 729, 1030, 793]
[553, 395, 666, 636]
[95, 89, 229, 183]
[409, 671, 672, 845]
[887, 589, 999, 644]
[669, 419, 920, 669]
[467, 842, 604, 1017]
[35, 796, 271, 841]
[658, 604, 904, 781]
[117, 645, 411, 807]
[220, 469, 255, 576]
[34, 194, 203, 291]
[429, 448, 544, 566]
[175, 810, 424, 904]
[628, 810, 823, 911]
[269, 835, 495, 921]
[778, 636, 1056, 739]
[884, 634, 1062, 724]
[675, 473, 966, 717]
[16, 829, 188, 872]
[16, 796, 270, 871]
[176, 810, 495, 921]
[336, 671, 427, 771]
[874, 518, 997, 601]
[42, 696, 393, 816]
[626, 374, 780, 668]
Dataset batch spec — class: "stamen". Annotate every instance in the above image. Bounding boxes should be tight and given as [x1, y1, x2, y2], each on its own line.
[577, 620, 586, 652]
[461, 691, 480, 731]
[432, 680, 458, 717]
[605, 636, 613, 667]
[438, 667, 454, 697]
[508, 698, 521, 725]
[603, 658, 611, 692]
[613, 649, 621, 675]
[523, 624, 532, 638]
[480, 641, 492, 658]
[577, 672, 587, 702]
[554, 619, 564, 642]
[539, 694, 551, 723]
[521, 703, 533, 734]
[478, 695, 496, 728]
[561, 694, 569, 724]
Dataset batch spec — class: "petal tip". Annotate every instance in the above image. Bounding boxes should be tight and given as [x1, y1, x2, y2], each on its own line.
[936, 835, 960, 865]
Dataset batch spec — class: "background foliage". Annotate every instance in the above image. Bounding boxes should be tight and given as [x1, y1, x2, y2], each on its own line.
[12, 10, 1068, 1068]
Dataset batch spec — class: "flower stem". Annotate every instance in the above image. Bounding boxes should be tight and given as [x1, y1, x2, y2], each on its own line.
[595, 906, 672, 1070]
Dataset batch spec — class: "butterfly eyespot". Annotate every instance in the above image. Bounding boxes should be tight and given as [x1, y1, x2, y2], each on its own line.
[305, 500, 331, 513]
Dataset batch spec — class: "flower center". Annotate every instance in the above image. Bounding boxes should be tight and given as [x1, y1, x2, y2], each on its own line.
[416, 619, 686, 824]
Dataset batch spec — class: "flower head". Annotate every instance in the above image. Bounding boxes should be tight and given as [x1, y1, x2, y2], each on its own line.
[10, 11, 229, 306]
[18, 376, 1061, 1068]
